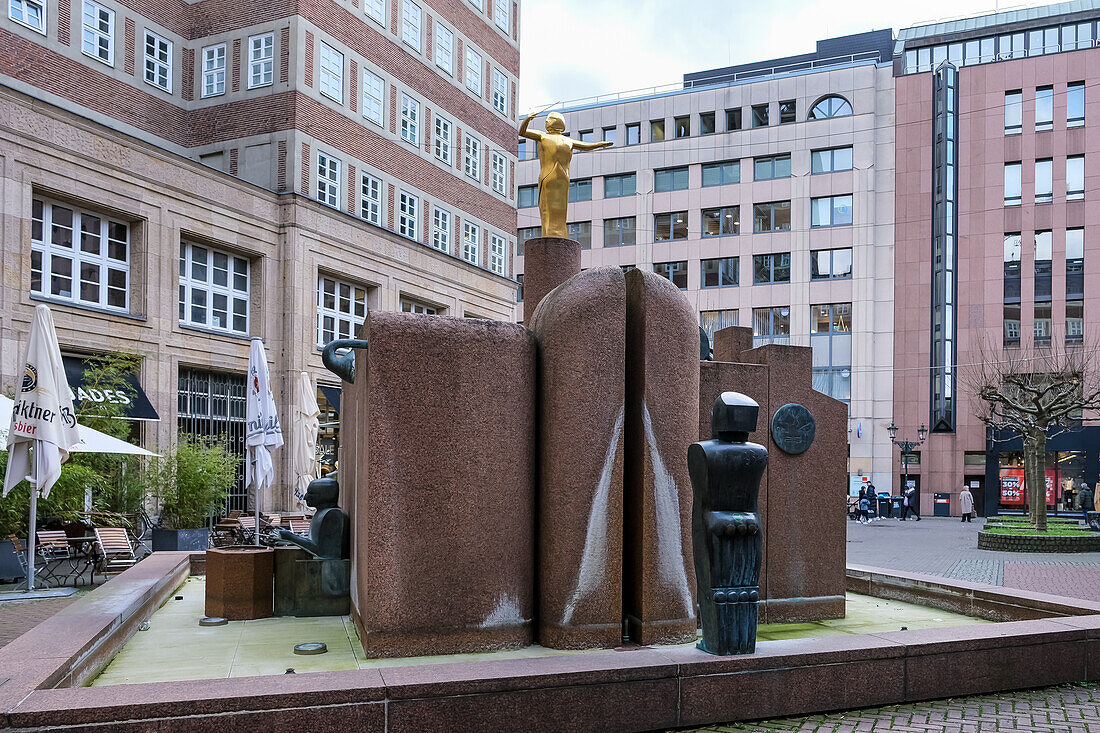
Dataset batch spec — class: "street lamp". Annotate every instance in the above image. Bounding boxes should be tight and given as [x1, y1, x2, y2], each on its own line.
[886, 422, 927, 513]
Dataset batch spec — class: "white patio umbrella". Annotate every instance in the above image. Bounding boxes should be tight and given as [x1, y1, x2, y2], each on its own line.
[0, 395, 158, 457]
[245, 338, 282, 544]
[3, 305, 82, 591]
[292, 372, 320, 513]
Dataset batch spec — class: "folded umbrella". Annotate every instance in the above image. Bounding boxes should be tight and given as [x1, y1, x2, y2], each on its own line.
[246, 338, 282, 543]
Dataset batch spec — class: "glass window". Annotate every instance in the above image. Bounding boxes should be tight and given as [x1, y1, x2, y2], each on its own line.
[810, 194, 853, 227]
[398, 190, 418, 241]
[248, 33, 274, 89]
[963, 39, 980, 66]
[810, 302, 853, 401]
[700, 309, 738, 340]
[364, 0, 384, 25]
[754, 154, 790, 180]
[492, 70, 507, 115]
[464, 46, 482, 93]
[654, 166, 688, 192]
[434, 23, 453, 73]
[179, 242, 249, 334]
[201, 44, 226, 98]
[753, 201, 791, 232]
[401, 299, 437, 315]
[1068, 82, 1085, 127]
[653, 211, 688, 242]
[319, 43, 343, 102]
[1003, 232, 1022, 347]
[752, 253, 791, 284]
[518, 185, 537, 208]
[360, 173, 382, 225]
[1004, 90, 1022, 134]
[701, 160, 739, 186]
[701, 257, 737, 288]
[810, 147, 853, 174]
[400, 94, 419, 145]
[9, 0, 45, 32]
[751, 104, 769, 127]
[567, 178, 591, 202]
[463, 135, 481, 180]
[602, 127, 617, 144]
[811, 248, 853, 280]
[317, 152, 340, 208]
[1067, 228, 1084, 300]
[779, 100, 796, 124]
[434, 115, 452, 164]
[1067, 299, 1084, 345]
[981, 36, 995, 62]
[491, 152, 507, 195]
[700, 112, 715, 135]
[654, 261, 687, 289]
[604, 172, 636, 198]
[489, 234, 506, 276]
[1034, 230, 1053, 309]
[1067, 156, 1084, 200]
[31, 198, 129, 311]
[674, 115, 690, 138]
[431, 206, 451, 252]
[493, 0, 508, 31]
[1004, 162, 1022, 205]
[517, 226, 540, 255]
[1036, 86, 1053, 131]
[316, 275, 367, 346]
[517, 139, 528, 161]
[702, 206, 739, 237]
[566, 221, 591, 248]
[650, 119, 665, 142]
[1034, 159, 1053, 203]
[578, 131, 595, 144]
[81, 0, 114, 65]
[808, 95, 852, 119]
[462, 221, 479, 265]
[362, 69, 384, 126]
[726, 108, 741, 131]
[626, 123, 640, 145]
[603, 217, 636, 247]
[401, 0, 421, 50]
[752, 306, 790, 345]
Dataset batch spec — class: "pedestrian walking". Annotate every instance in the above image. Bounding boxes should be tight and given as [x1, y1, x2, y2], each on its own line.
[858, 493, 871, 524]
[866, 481, 880, 518]
[959, 484, 974, 522]
[1079, 482, 1094, 527]
[900, 485, 920, 521]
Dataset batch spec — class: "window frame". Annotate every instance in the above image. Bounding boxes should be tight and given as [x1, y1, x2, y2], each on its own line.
[360, 172, 382, 226]
[9, 0, 46, 34]
[604, 172, 636, 198]
[362, 68, 385, 127]
[491, 69, 508, 115]
[752, 252, 791, 284]
[1034, 158, 1053, 203]
[462, 221, 480, 265]
[364, 0, 384, 26]
[603, 216, 636, 247]
[398, 190, 419, 241]
[434, 22, 453, 74]
[247, 32, 274, 89]
[810, 248, 854, 280]
[400, 93, 420, 146]
[178, 242, 250, 336]
[1004, 161, 1022, 205]
[517, 185, 537, 208]
[1067, 155, 1085, 200]
[752, 201, 792, 233]
[491, 151, 507, 195]
[653, 260, 688, 289]
[701, 206, 739, 237]
[489, 233, 506, 275]
[1067, 81, 1085, 128]
[316, 152, 341, 209]
[810, 194, 854, 228]
[431, 206, 451, 253]
[316, 274, 367, 348]
[434, 114, 452, 165]
[318, 42, 344, 103]
[1004, 90, 1022, 134]
[654, 166, 689, 193]
[464, 134, 482, 180]
[701, 160, 739, 187]
[808, 95, 853, 120]
[751, 103, 769, 128]
[143, 29, 172, 93]
[493, 0, 508, 32]
[1035, 86, 1054, 131]
[81, 0, 114, 66]
[653, 211, 688, 242]
[754, 153, 791, 181]
[464, 46, 482, 94]
[700, 256, 738, 288]
[201, 43, 226, 98]
[401, 0, 421, 51]
[810, 146, 853, 174]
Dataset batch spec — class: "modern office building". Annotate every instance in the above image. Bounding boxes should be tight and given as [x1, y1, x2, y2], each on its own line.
[0, 0, 520, 511]
[893, 0, 1100, 516]
[515, 31, 898, 492]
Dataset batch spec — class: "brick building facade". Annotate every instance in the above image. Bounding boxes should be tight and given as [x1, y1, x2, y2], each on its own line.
[0, 0, 520, 512]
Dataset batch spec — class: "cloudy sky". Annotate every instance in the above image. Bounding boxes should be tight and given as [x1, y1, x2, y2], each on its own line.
[518, 0, 1057, 111]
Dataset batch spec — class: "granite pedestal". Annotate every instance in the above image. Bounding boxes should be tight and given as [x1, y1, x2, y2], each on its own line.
[205, 546, 273, 620]
[273, 546, 351, 617]
[522, 236, 581, 315]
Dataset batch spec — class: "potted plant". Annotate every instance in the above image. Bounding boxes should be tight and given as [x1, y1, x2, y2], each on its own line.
[147, 438, 240, 552]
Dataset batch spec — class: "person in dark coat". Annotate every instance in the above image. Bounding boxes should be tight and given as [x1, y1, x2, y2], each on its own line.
[1079, 482, 1094, 527]
[900, 485, 920, 521]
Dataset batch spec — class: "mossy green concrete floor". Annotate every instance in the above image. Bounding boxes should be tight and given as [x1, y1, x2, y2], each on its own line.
[90, 578, 989, 686]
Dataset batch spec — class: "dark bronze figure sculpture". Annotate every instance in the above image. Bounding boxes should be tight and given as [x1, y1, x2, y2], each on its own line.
[278, 477, 350, 560]
[274, 477, 351, 615]
[688, 392, 768, 655]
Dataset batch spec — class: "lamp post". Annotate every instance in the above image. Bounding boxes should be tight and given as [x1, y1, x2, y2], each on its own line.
[887, 422, 928, 514]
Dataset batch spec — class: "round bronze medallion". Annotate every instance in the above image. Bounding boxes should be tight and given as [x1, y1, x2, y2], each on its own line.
[770, 403, 815, 455]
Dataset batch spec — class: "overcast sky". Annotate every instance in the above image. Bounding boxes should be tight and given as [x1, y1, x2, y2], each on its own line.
[517, 0, 1057, 111]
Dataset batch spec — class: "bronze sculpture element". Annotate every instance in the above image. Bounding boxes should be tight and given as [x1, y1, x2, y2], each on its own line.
[689, 392, 767, 655]
[278, 477, 349, 560]
[519, 111, 612, 237]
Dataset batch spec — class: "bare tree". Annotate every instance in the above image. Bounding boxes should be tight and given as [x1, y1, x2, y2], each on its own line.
[966, 333, 1100, 531]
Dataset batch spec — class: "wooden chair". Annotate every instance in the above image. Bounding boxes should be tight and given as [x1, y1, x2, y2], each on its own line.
[288, 519, 311, 536]
[94, 527, 137, 578]
[36, 530, 79, 585]
[228, 510, 242, 520]
[235, 515, 257, 544]
[7, 534, 29, 577]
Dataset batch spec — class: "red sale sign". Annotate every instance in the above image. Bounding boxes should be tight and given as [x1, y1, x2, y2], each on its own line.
[999, 469, 1057, 506]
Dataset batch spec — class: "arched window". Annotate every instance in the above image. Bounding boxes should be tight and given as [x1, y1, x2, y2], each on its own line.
[809, 95, 853, 120]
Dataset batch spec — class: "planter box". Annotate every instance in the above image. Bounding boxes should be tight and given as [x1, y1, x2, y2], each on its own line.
[978, 530, 1100, 553]
[151, 527, 210, 552]
[0, 539, 26, 582]
[206, 546, 274, 620]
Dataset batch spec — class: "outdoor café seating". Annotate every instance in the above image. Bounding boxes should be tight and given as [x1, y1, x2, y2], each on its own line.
[93, 527, 137, 579]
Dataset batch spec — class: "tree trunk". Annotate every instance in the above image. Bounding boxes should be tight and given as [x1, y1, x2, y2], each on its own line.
[1022, 430, 1048, 532]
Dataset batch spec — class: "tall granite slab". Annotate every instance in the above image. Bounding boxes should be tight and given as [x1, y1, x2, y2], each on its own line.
[623, 268, 699, 645]
[344, 312, 537, 657]
[530, 267, 626, 649]
[699, 326, 846, 623]
[522, 237, 581, 316]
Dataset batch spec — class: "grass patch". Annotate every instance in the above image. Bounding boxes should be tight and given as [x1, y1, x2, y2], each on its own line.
[983, 525, 1092, 537]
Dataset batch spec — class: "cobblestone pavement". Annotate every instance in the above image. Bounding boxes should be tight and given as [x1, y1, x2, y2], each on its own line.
[695, 682, 1100, 732]
[0, 593, 81, 648]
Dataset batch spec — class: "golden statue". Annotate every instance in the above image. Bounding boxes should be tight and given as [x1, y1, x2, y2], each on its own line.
[520, 111, 613, 238]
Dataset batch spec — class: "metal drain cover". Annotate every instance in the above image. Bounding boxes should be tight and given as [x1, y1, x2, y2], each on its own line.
[199, 616, 228, 626]
[294, 642, 328, 655]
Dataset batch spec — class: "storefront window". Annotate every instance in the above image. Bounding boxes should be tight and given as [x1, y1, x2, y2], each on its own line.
[998, 451, 1085, 512]
[316, 387, 340, 476]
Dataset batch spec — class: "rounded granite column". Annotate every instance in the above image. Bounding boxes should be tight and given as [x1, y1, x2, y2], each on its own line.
[523, 237, 582, 318]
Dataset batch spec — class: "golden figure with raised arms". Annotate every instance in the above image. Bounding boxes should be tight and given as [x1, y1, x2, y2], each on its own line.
[519, 110, 613, 238]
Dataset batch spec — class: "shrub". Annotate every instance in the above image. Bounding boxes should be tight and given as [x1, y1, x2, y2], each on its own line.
[143, 438, 240, 529]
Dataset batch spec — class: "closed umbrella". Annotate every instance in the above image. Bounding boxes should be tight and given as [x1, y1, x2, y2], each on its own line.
[245, 338, 282, 544]
[292, 372, 320, 512]
[2, 305, 81, 590]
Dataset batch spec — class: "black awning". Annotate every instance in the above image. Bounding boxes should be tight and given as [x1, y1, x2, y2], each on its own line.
[319, 385, 342, 415]
[63, 355, 160, 421]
